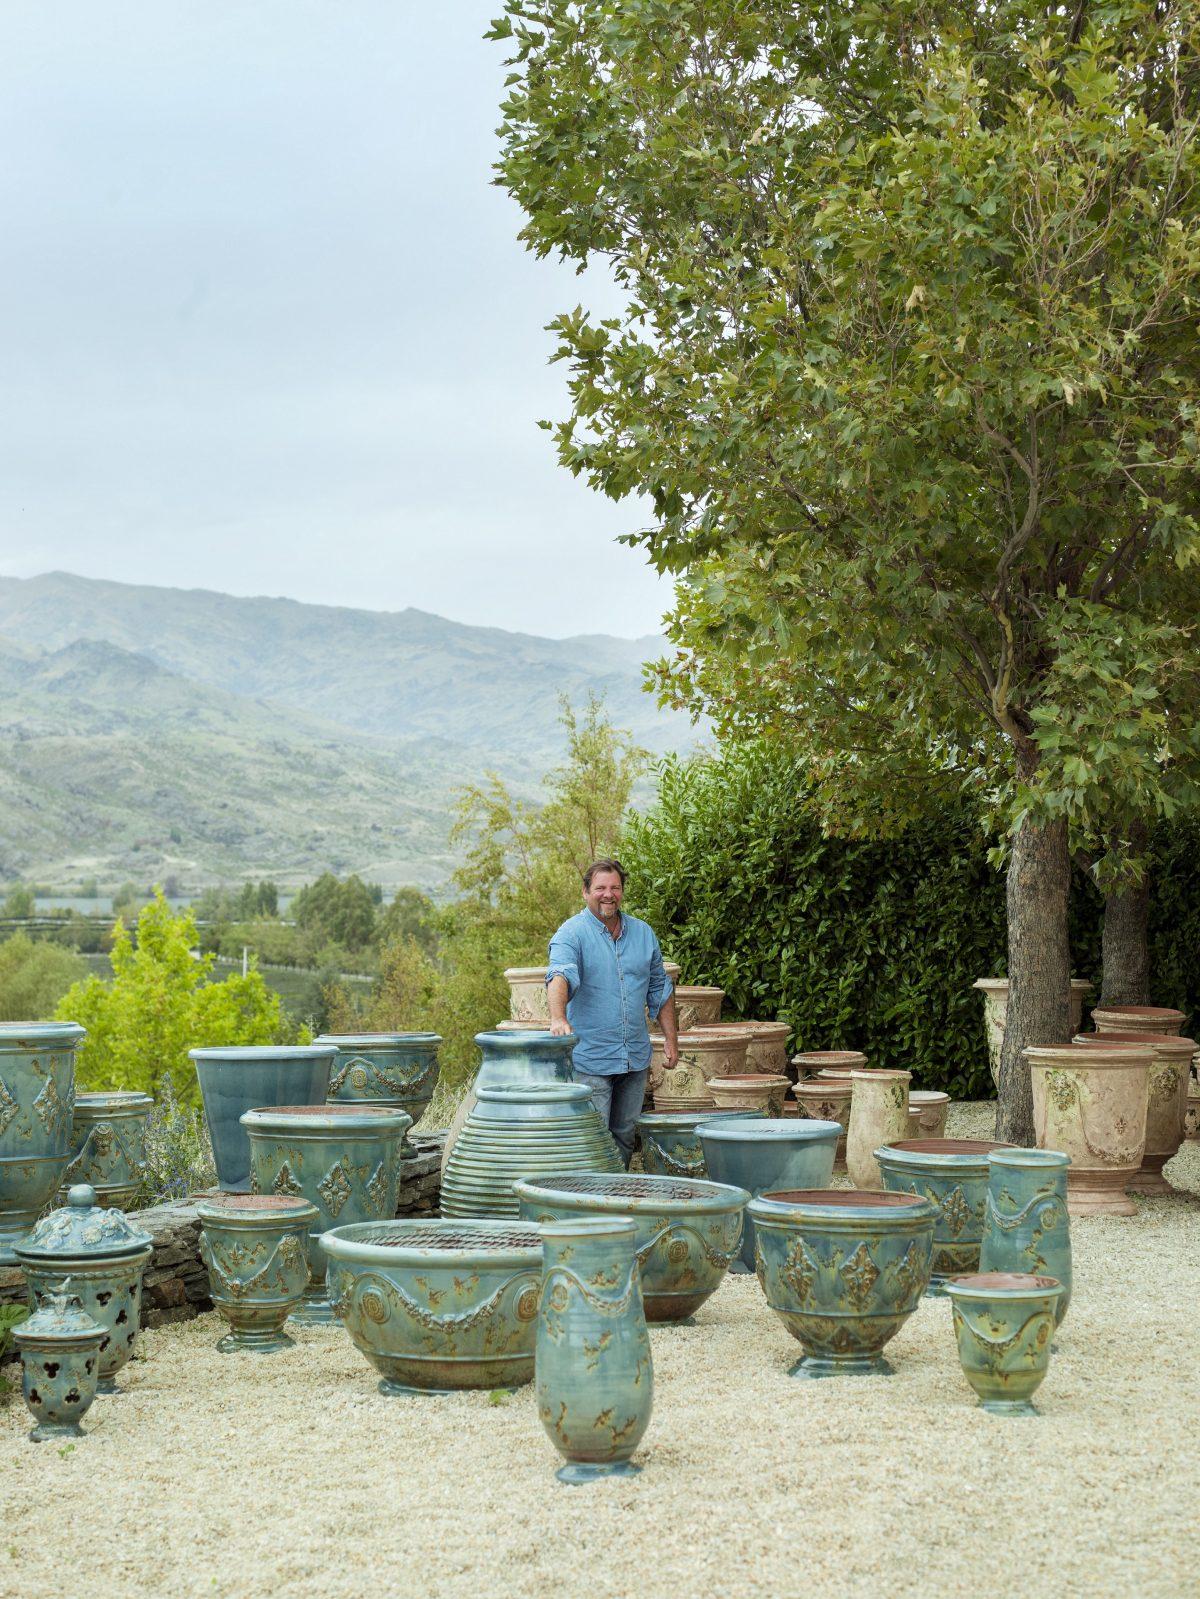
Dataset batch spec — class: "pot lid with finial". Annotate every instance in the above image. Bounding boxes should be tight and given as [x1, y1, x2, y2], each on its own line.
[15, 1184, 153, 1263]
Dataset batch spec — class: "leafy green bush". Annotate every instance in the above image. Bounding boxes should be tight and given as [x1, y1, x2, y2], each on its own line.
[0, 934, 87, 1021]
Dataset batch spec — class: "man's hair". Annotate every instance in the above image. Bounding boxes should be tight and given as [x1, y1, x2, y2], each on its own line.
[582, 857, 626, 891]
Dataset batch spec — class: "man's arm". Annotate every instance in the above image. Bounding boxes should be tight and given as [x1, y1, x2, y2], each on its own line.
[546, 925, 581, 1037]
[656, 990, 679, 1069]
[547, 973, 572, 1037]
[646, 936, 678, 1068]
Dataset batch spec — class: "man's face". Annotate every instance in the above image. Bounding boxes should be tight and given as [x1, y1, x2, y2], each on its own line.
[584, 870, 624, 922]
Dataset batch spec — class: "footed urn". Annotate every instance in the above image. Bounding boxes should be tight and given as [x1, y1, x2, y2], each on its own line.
[197, 1192, 318, 1352]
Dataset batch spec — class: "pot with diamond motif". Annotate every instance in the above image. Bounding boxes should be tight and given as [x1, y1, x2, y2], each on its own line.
[192, 1045, 336, 1192]
[1026, 1042, 1151, 1216]
[317, 1032, 441, 1156]
[60, 1090, 152, 1209]
[1072, 1031, 1194, 1196]
[874, 1138, 1012, 1293]
[196, 1192, 319, 1352]
[0, 1021, 85, 1263]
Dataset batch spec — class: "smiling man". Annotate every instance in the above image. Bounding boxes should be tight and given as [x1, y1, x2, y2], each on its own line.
[546, 857, 679, 1166]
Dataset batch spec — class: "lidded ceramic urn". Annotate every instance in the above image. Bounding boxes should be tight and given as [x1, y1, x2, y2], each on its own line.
[1073, 1031, 1194, 1196]
[1025, 1042, 1151, 1216]
[944, 1272, 1064, 1416]
[846, 1069, 911, 1190]
[15, 1183, 153, 1393]
[317, 1032, 441, 1156]
[62, 1090, 152, 1208]
[196, 1192, 319, 1353]
[12, 1284, 106, 1442]
[0, 1021, 85, 1262]
[1089, 1004, 1186, 1037]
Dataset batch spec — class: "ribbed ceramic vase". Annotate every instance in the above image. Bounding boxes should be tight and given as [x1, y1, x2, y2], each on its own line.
[440, 1030, 577, 1176]
[789, 1080, 852, 1169]
[979, 1149, 1071, 1327]
[191, 1044, 337, 1192]
[635, 1110, 753, 1178]
[242, 1104, 411, 1323]
[973, 978, 1092, 1086]
[196, 1192, 318, 1352]
[944, 1272, 1064, 1416]
[697, 1117, 839, 1271]
[1073, 1031, 1194, 1196]
[1026, 1043, 1151, 1216]
[317, 1032, 441, 1155]
[61, 1090, 152, 1208]
[846, 1070, 911, 1190]
[1090, 1004, 1185, 1036]
[874, 1138, 1011, 1293]
[0, 1022, 85, 1263]
[536, 1216, 653, 1483]
[441, 1084, 623, 1219]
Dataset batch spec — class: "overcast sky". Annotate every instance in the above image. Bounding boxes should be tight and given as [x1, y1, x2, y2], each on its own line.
[0, 3, 673, 639]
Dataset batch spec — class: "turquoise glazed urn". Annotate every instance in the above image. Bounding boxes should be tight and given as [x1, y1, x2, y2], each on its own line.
[316, 1032, 441, 1155]
[697, 1117, 840, 1271]
[514, 1171, 747, 1323]
[874, 1138, 1012, 1294]
[635, 1110, 753, 1178]
[944, 1272, 1064, 1416]
[750, 1189, 935, 1378]
[979, 1148, 1072, 1327]
[536, 1216, 653, 1483]
[196, 1192, 319, 1352]
[62, 1090, 152, 1209]
[242, 1103, 411, 1323]
[191, 1044, 337, 1192]
[0, 1021, 85, 1262]
[322, 1217, 543, 1393]
[13, 1286, 106, 1442]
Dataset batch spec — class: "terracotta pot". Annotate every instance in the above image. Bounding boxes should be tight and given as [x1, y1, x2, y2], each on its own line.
[1072, 1031, 1195, 1196]
[707, 1075, 789, 1116]
[907, 1091, 951, 1140]
[650, 1028, 752, 1107]
[1089, 1004, 1186, 1037]
[1186, 1058, 1200, 1143]
[846, 1070, 911, 1190]
[506, 963, 681, 1023]
[793, 1050, 867, 1082]
[667, 986, 725, 1032]
[789, 1080, 852, 1169]
[972, 978, 1093, 1087]
[1026, 1042, 1151, 1216]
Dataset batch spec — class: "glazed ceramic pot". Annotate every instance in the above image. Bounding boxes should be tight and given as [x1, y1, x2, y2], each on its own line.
[318, 1032, 441, 1155]
[973, 978, 1092, 1086]
[536, 1216, 653, 1483]
[0, 1021, 85, 1262]
[846, 1070, 912, 1190]
[944, 1272, 1064, 1415]
[191, 1044, 336, 1192]
[196, 1192, 318, 1353]
[16, 1184, 153, 1392]
[515, 1171, 747, 1324]
[650, 1028, 752, 1110]
[507, 964, 680, 1023]
[61, 1091, 152, 1208]
[1073, 1031, 1194, 1196]
[750, 1188, 935, 1377]
[13, 1286, 106, 1442]
[874, 1138, 1011, 1292]
[793, 1050, 868, 1081]
[979, 1149, 1072, 1326]
[635, 1110, 753, 1178]
[789, 1080, 852, 1169]
[697, 1117, 839, 1271]
[440, 1030, 577, 1175]
[707, 1075, 789, 1116]
[242, 1103, 411, 1323]
[1090, 1004, 1186, 1036]
[322, 1217, 543, 1393]
[1026, 1042, 1151, 1216]
[907, 1091, 951, 1140]
[441, 1084, 623, 1219]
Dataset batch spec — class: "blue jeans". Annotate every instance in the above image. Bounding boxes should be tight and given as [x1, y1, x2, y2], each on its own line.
[574, 1068, 648, 1167]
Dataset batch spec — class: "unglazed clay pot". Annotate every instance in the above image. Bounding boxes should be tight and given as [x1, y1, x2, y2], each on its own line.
[793, 1050, 868, 1082]
[650, 1028, 752, 1110]
[707, 1075, 789, 1116]
[846, 1070, 911, 1190]
[191, 1044, 336, 1192]
[61, 1090, 152, 1209]
[1073, 1031, 1195, 1196]
[196, 1192, 318, 1352]
[743, 1022, 791, 1076]
[1186, 1062, 1200, 1143]
[506, 963, 680, 1023]
[973, 978, 1093, 1087]
[750, 1189, 934, 1378]
[944, 1272, 1064, 1416]
[635, 1111, 753, 1177]
[874, 1138, 1012, 1292]
[1026, 1042, 1151, 1216]
[1089, 1004, 1186, 1036]
[0, 1021, 85, 1262]
[907, 1091, 951, 1140]
[979, 1149, 1071, 1327]
[441, 1030, 577, 1176]
[317, 1032, 441, 1155]
[663, 986, 725, 1032]
[697, 1117, 839, 1271]
[789, 1080, 852, 1169]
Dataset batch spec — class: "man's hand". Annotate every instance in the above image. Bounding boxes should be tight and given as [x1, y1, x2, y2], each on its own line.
[548, 1016, 572, 1037]
[657, 992, 680, 1070]
[662, 1035, 679, 1069]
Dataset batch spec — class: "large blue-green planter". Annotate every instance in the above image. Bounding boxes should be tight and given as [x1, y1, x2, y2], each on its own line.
[0, 1021, 85, 1262]
[514, 1171, 748, 1323]
[750, 1188, 935, 1378]
[944, 1271, 1065, 1416]
[536, 1216, 653, 1483]
[441, 1084, 623, 1219]
[317, 1032, 441, 1156]
[697, 1117, 840, 1272]
[874, 1138, 1012, 1294]
[61, 1090, 152, 1209]
[322, 1217, 543, 1394]
[242, 1103, 411, 1324]
[196, 1192, 319, 1353]
[192, 1045, 337, 1192]
[635, 1110, 754, 1178]
[13, 1286, 106, 1443]
[441, 1030, 578, 1175]
[979, 1149, 1072, 1328]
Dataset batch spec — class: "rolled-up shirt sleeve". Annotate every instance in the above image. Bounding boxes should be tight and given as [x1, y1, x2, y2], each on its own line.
[546, 925, 582, 999]
[645, 936, 673, 1020]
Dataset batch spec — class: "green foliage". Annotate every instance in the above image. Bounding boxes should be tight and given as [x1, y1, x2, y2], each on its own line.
[376, 888, 438, 956]
[291, 873, 379, 952]
[139, 1072, 217, 1204]
[192, 881, 280, 921]
[0, 1303, 30, 1401]
[2, 884, 34, 918]
[0, 934, 87, 1021]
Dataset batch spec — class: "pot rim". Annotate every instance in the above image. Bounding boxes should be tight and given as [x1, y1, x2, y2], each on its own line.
[73, 1090, 154, 1109]
[697, 1117, 840, 1143]
[240, 1104, 412, 1134]
[0, 1021, 86, 1048]
[537, 1215, 638, 1243]
[1072, 1031, 1195, 1055]
[636, 1111, 755, 1129]
[908, 1091, 951, 1105]
[1024, 1044, 1154, 1065]
[792, 1050, 867, 1064]
[473, 1031, 578, 1054]
[17, 1241, 154, 1267]
[1090, 1004, 1185, 1019]
[971, 978, 1092, 994]
[750, 1187, 935, 1220]
[189, 1045, 337, 1062]
[708, 1074, 789, 1086]
[945, 1271, 1064, 1298]
[474, 1084, 592, 1105]
[315, 1032, 442, 1050]
[321, 1217, 543, 1267]
[849, 1068, 911, 1082]
[512, 1172, 749, 1214]
[988, 1147, 1070, 1169]
[197, 1193, 319, 1224]
[876, 1138, 1013, 1166]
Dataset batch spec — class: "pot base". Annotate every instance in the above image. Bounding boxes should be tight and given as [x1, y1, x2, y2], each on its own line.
[30, 1420, 86, 1443]
[1066, 1191, 1136, 1217]
[96, 1378, 124, 1396]
[1126, 1170, 1179, 1197]
[216, 1329, 295, 1355]
[288, 1294, 338, 1326]
[555, 1460, 642, 1485]
[379, 1378, 457, 1398]
[790, 1353, 894, 1379]
[979, 1398, 1039, 1417]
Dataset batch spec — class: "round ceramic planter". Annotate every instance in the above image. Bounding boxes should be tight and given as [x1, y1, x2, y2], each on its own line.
[242, 1104, 411, 1323]
[441, 1030, 578, 1175]
[650, 1028, 752, 1109]
[907, 1091, 951, 1140]
[874, 1138, 1011, 1293]
[1186, 1065, 1200, 1143]
[789, 1080, 852, 1169]
[663, 986, 725, 1033]
[707, 1075, 789, 1116]
[1026, 1042, 1151, 1216]
[944, 1272, 1064, 1416]
[697, 1117, 839, 1272]
[13, 1288, 106, 1443]
[0, 1021, 85, 1262]
[750, 1189, 935, 1377]
[514, 1171, 747, 1323]
[973, 978, 1092, 1087]
[979, 1149, 1071, 1327]
[317, 1032, 441, 1155]
[846, 1070, 911, 1190]
[536, 1216, 653, 1483]
[1073, 1031, 1194, 1196]
[196, 1192, 318, 1352]
[322, 1217, 543, 1394]
[61, 1090, 152, 1209]
[793, 1050, 867, 1081]
[191, 1045, 336, 1192]
[635, 1110, 753, 1178]
[1089, 1004, 1185, 1036]
[506, 964, 680, 1023]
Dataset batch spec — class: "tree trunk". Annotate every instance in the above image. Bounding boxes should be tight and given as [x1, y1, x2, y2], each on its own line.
[1100, 820, 1151, 1005]
[995, 756, 1073, 1145]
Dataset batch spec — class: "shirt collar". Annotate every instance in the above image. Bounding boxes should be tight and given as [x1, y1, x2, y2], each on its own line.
[585, 906, 624, 939]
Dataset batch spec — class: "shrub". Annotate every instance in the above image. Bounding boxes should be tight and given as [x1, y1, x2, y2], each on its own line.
[0, 934, 87, 1021]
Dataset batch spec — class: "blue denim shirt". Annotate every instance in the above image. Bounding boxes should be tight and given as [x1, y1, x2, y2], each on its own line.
[546, 909, 673, 1076]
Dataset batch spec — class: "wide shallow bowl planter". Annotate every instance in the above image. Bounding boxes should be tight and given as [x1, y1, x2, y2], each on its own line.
[191, 1045, 336, 1192]
[1089, 1004, 1186, 1036]
[789, 1080, 852, 1169]
[506, 964, 680, 1024]
[697, 1117, 839, 1272]
[846, 1070, 912, 1190]
[61, 1090, 152, 1209]
[317, 1032, 441, 1154]
[514, 1171, 747, 1323]
[1073, 1031, 1194, 1196]
[196, 1192, 319, 1353]
[944, 1272, 1064, 1416]
[979, 1149, 1072, 1327]
[750, 1189, 935, 1378]
[793, 1050, 868, 1081]
[322, 1217, 544, 1394]
[441, 1030, 578, 1176]
[707, 1075, 789, 1116]
[242, 1104, 411, 1322]
[907, 1091, 951, 1140]
[972, 978, 1092, 1086]
[635, 1110, 754, 1178]
[1026, 1043, 1151, 1216]
[874, 1138, 1012, 1292]
[0, 1021, 85, 1261]
[13, 1287, 106, 1443]
[650, 1028, 752, 1109]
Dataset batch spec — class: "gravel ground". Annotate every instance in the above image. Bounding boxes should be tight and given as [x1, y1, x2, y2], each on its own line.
[5, 1105, 1199, 1599]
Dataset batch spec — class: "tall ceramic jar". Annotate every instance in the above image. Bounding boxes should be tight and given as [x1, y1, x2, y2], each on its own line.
[1026, 1042, 1151, 1216]
[191, 1044, 337, 1192]
[61, 1090, 152, 1208]
[0, 1021, 85, 1262]
[317, 1032, 441, 1157]
[1089, 1004, 1185, 1036]
[973, 978, 1092, 1086]
[536, 1216, 653, 1483]
[846, 1070, 911, 1190]
[979, 1148, 1072, 1326]
[1073, 1031, 1194, 1196]
[440, 1030, 578, 1175]
[196, 1193, 319, 1352]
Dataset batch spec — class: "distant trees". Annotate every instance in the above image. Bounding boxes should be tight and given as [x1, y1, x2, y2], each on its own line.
[291, 873, 378, 953]
[0, 934, 86, 1021]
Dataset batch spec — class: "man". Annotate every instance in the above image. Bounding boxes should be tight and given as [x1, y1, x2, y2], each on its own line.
[546, 857, 679, 1166]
